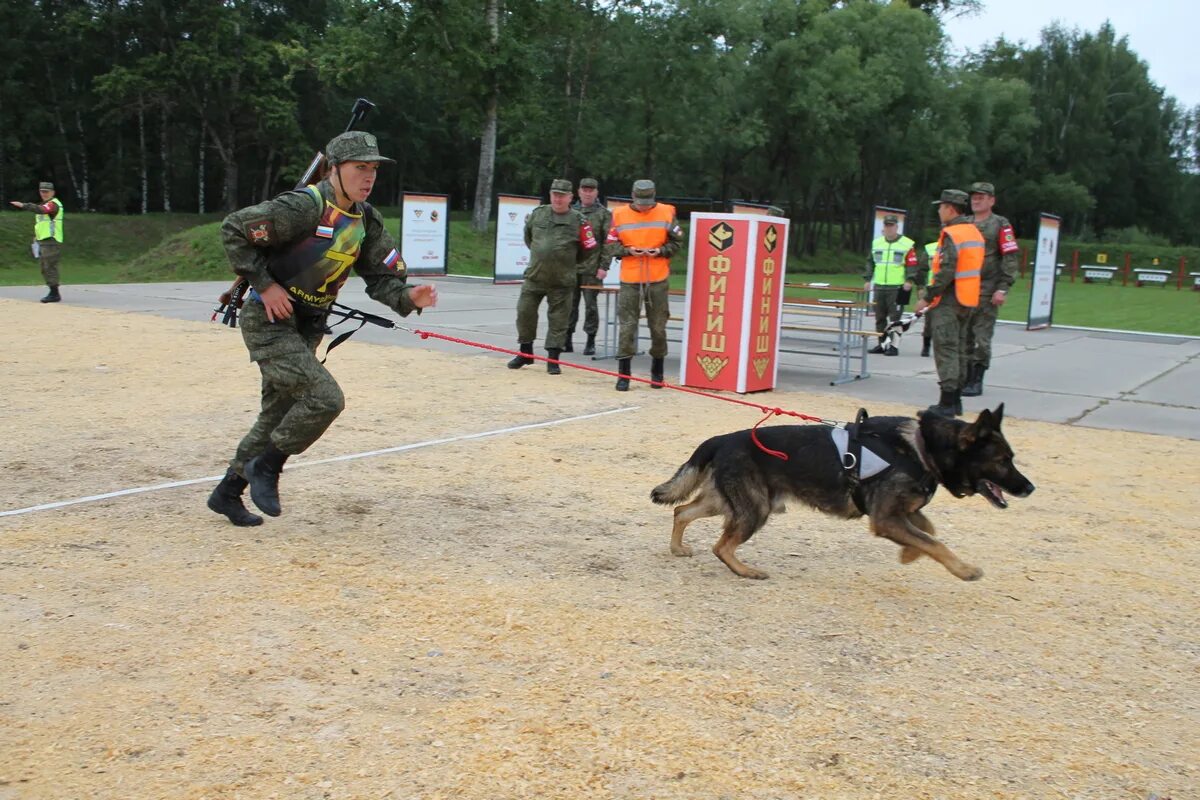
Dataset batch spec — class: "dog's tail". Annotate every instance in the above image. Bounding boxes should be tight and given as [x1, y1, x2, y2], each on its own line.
[651, 437, 721, 505]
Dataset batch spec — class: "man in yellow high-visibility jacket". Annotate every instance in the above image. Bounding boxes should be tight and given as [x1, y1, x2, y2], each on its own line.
[863, 214, 917, 355]
[9, 181, 64, 302]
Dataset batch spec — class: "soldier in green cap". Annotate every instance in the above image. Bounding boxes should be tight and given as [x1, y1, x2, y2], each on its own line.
[206, 130, 439, 526]
[914, 189, 984, 417]
[963, 181, 1019, 396]
[507, 178, 598, 374]
[9, 181, 65, 302]
[566, 177, 612, 356]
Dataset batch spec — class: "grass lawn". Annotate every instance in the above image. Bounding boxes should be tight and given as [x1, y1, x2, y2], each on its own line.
[3, 210, 1195, 335]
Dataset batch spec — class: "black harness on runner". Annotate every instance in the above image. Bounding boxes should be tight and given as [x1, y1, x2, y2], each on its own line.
[833, 409, 938, 514]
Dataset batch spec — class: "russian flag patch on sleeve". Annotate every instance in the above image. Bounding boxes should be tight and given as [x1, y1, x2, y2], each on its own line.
[315, 224, 334, 239]
[383, 248, 400, 271]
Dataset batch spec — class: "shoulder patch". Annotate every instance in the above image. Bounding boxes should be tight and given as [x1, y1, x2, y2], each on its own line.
[999, 224, 1019, 254]
[580, 220, 597, 250]
[245, 219, 275, 246]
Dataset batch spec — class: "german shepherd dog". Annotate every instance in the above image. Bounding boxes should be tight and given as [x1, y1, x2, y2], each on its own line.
[651, 405, 1034, 580]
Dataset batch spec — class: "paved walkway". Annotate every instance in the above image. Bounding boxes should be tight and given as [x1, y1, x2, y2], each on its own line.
[4, 277, 1197, 440]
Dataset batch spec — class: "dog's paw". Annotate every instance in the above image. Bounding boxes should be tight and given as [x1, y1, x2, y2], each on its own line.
[899, 546, 923, 564]
[958, 565, 984, 581]
[670, 544, 694, 557]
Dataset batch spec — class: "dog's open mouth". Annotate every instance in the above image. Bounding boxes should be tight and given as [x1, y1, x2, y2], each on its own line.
[977, 479, 1008, 509]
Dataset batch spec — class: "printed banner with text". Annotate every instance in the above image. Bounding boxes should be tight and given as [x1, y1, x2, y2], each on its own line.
[400, 193, 448, 276]
[1027, 213, 1061, 330]
[493, 195, 540, 282]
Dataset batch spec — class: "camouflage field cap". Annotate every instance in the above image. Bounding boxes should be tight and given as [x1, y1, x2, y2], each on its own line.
[631, 179, 656, 208]
[882, 213, 899, 225]
[549, 178, 573, 194]
[38, 182, 54, 191]
[932, 189, 970, 207]
[969, 181, 996, 196]
[579, 177, 599, 189]
[325, 131, 395, 165]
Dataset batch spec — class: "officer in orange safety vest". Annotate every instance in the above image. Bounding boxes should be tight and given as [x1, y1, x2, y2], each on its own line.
[603, 179, 684, 391]
[914, 189, 982, 417]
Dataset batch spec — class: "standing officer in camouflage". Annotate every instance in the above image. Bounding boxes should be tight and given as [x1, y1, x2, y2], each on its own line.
[863, 214, 917, 356]
[566, 177, 612, 356]
[206, 131, 438, 526]
[507, 178, 597, 374]
[914, 189, 983, 417]
[9, 182, 64, 302]
[963, 181, 1019, 396]
[604, 180, 684, 391]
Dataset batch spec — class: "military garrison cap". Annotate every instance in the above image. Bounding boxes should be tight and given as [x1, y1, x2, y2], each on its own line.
[631, 179, 656, 208]
[38, 182, 54, 191]
[325, 131, 395, 165]
[968, 181, 996, 195]
[549, 178, 573, 194]
[932, 189, 970, 207]
[579, 177, 599, 189]
[882, 214, 899, 225]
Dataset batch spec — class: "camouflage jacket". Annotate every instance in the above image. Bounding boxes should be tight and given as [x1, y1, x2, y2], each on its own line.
[970, 212, 1019, 294]
[220, 179, 419, 317]
[572, 201, 613, 278]
[522, 205, 598, 287]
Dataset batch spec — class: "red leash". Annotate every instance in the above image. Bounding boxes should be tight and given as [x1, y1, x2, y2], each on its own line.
[406, 326, 832, 460]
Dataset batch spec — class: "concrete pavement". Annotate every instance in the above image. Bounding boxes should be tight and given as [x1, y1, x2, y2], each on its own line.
[3, 277, 1197, 440]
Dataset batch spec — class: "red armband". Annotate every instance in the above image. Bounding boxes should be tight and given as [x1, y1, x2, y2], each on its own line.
[999, 225, 1019, 255]
[580, 221, 597, 250]
[604, 227, 620, 244]
[905, 248, 918, 267]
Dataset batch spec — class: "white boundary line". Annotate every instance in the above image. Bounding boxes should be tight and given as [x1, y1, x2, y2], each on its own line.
[1, 406, 640, 519]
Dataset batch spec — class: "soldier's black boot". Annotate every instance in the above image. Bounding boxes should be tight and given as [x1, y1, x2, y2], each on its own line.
[920, 337, 931, 358]
[41, 285, 61, 303]
[507, 342, 535, 369]
[562, 337, 574, 353]
[926, 388, 960, 417]
[868, 338, 885, 354]
[244, 444, 288, 517]
[650, 357, 665, 388]
[583, 335, 596, 356]
[207, 469, 264, 527]
[961, 364, 985, 397]
[615, 358, 632, 392]
[546, 348, 562, 375]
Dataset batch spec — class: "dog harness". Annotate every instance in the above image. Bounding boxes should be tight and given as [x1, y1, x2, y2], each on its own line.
[833, 409, 937, 513]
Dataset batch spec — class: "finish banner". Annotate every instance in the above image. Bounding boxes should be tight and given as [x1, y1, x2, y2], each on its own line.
[493, 195, 540, 283]
[1027, 213, 1061, 330]
[399, 192, 449, 276]
[680, 213, 790, 393]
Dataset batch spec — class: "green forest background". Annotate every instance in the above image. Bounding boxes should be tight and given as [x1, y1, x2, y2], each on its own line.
[4, 0, 1200, 256]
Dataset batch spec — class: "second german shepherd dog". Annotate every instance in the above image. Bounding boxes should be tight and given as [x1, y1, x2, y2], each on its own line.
[651, 405, 1034, 580]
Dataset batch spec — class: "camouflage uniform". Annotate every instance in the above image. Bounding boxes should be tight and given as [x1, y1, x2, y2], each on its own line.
[222, 167, 419, 474]
[516, 183, 596, 352]
[567, 191, 612, 346]
[967, 203, 1019, 372]
[15, 181, 64, 301]
[926, 212, 976, 393]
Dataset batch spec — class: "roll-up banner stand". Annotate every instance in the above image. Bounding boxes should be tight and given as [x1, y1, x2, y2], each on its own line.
[729, 201, 773, 216]
[493, 194, 540, 283]
[679, 212, 790, 394]
[872, 205, 908, 240]
[399, 192, 449, 276]
[1027, 212, 1061, 330]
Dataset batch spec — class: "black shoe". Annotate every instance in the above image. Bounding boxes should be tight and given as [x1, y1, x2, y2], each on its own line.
[562, 339, 573, 353]
[207, 469, 264, 527]
[961, 365, 985, 397]
[884, 345, 899, 357]
[615, 358, 631, 392]
[920, 340, 931, 358]
[925, 389, 961, 417]
[244, 445, 288, 517]
[507, 342, 535, 369]
[583, 335, 596, 356]
[868, 343, 885, 354]
[650, 357, 665, 388]
[546, 348, 562, 375]
[40, 287, 61, 303]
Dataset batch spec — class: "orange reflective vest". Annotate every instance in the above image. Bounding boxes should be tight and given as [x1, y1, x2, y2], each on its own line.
[610, 202, 677, 283]
[928, 223, 983, 308]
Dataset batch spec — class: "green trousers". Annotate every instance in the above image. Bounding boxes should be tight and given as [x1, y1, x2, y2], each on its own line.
[38, 240, 62, 287]
[617, 280, 670, 360]
[931, 303, 972, 391]
[965, 300, 1000, 370]
[871, 284, 902, 334]
[230, 300, 345, 474]
[567, 273, 601, 338]
[516, 279, 573, 351]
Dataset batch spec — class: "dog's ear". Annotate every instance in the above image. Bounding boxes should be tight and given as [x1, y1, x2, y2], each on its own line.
[992, 403, 1005, 427]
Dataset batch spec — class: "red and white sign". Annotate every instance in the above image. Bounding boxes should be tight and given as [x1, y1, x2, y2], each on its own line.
[493, 194, 540, 283]
[400, 192, 449, 275]
[680, 213, 790, 393]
